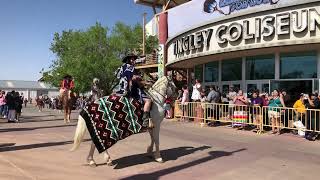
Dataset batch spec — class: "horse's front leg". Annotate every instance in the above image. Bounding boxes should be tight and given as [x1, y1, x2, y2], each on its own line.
[103, 150, 114, 166]
[87, 142, 96, 167]
[147, 128, 155, 157]
[67, 108, 71, 123]
[153, 125, 164, 163]
[64, 109, 67, 124]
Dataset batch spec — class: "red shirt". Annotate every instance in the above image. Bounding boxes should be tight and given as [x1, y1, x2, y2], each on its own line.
[61, 79, 74, 89]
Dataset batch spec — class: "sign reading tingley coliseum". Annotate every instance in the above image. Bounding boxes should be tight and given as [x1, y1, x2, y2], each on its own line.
[169, 5, 320, 63]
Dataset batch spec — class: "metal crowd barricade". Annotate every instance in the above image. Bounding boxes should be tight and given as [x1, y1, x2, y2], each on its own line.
[173, 101, 205, 123]
[174, 100, 182, 119]
[203, 103, 263, 133]
[174, 101, 263, 133]
[261, 106, 320, 133]
[174, 101, 320, 134]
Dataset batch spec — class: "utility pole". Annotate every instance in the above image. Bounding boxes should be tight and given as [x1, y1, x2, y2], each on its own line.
[142, 12, 147, 56]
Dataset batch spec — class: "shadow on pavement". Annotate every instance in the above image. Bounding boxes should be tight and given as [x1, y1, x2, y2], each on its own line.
[18, 118, 66, 123]
[21, 114, 57, 118]
[0, 139, 90, 152]
[119, 148, 246, 180]
[0, 124, 76, 133]
[112, 146, 211, 169]
[0, 143, 16, 148]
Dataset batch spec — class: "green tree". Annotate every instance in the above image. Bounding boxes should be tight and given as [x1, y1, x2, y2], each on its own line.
[41, 22, 158, 95]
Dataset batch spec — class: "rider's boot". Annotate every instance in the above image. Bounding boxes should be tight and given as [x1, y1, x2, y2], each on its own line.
[142, 111, 150, 128]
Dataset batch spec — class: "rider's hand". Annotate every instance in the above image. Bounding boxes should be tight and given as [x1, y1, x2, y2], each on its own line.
[145, 81, 153, 86]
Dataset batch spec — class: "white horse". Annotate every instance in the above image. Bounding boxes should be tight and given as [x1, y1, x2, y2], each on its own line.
[71, 76, 176, 166]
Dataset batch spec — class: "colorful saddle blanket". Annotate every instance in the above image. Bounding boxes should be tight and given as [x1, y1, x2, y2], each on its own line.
[80, 95, 145, 153]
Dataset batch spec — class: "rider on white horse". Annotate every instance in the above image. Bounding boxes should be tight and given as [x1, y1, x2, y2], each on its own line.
[90, 78, 103, 102]
[115, 54, 152, 128]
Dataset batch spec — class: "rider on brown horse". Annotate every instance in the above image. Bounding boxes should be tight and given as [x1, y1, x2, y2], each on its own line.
[115, 54, 152, 128]
[60, 75, 75, 97]
[60, 75, 75, 123]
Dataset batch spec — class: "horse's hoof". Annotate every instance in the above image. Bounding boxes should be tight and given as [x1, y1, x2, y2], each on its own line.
[155, 158, 164, 163]
[106, 161, 114, 166]
[88, 160, 97, 167]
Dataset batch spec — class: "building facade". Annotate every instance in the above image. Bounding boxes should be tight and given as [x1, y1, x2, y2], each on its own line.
[0, 80, 59, 100]
[165, 0, 320, 98]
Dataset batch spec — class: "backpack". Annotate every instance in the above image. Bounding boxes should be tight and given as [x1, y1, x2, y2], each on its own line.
[305, 131, 319, 141]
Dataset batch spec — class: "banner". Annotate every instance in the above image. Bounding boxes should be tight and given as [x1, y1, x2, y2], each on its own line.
[167, 0, 305, 38]
[167, 4, 320, 65]
[157, 44, 164, 78]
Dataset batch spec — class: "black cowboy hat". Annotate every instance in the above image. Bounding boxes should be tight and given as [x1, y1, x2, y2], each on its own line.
[63, 74, 73, 79]
[122, 54, 138, 63]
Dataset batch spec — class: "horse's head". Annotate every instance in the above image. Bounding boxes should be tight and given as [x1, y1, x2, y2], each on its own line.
[165, 75, 177, 98]
[151, 76, 177, 100]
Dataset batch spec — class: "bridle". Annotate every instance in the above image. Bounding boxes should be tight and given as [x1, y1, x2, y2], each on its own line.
[149, 77, 175, 103]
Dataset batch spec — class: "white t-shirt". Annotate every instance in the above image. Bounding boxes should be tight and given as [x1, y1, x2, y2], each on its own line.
[191, 83, 202, 101]
[227, 91, 237, 104]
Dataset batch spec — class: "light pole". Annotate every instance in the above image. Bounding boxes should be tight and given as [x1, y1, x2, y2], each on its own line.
[143, 12, 147, 56]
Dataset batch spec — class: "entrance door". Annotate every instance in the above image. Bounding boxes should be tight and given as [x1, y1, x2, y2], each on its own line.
[221, 83, 241, 94]
[245, 81, 270, 98]
[247, 84, 258, 98]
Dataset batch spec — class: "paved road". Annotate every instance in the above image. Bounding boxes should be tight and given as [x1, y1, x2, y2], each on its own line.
[0, 106, 319, 180]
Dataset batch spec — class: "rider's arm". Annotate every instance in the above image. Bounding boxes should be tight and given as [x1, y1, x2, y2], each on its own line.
[280, 94, 286, 108]
[70, 80, 75, 89]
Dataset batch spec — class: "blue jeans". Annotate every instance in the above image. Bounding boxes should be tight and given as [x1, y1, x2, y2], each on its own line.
[0, 105, 4, 116]
[2, 105, 8, 117]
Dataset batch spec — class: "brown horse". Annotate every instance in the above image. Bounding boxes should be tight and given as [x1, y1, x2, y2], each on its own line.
[60, 90, 75, 123]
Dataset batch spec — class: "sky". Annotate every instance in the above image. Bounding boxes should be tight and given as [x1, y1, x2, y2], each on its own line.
[0, 0, 154, 81]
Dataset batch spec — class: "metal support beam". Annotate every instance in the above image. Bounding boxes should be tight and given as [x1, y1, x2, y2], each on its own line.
[164, 0, 172, 11]
[142, 13, 147, 56]
[171, 0, 179, 6]
[152, 5, 157, 14]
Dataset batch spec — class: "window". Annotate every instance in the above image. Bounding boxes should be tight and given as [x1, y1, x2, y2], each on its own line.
[246, 55, 275, 80]
[247, 84, 258, 98]
[280, 52, 317, 79]
[194, 64, 203, 82]
[205, 61, 219, 82]
[222, 58, 242, 81]
[314, 79, 319, 93]
[262, 83, 270, 94]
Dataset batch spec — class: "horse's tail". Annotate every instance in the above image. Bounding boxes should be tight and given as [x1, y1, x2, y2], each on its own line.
[70, 115, 87, 151]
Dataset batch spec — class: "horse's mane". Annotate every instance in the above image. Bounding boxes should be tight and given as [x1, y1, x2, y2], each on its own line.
[151, 76, 168, 92]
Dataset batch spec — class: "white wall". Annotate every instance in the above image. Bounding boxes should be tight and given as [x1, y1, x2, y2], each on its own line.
[48, 91, 60, 97]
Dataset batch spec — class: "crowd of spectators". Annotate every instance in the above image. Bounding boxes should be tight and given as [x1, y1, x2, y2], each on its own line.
[176, 79, 320, 141]
[33, 95, 89, 112]
[0, 90, 24, 123]
[0, 91, 89, 123]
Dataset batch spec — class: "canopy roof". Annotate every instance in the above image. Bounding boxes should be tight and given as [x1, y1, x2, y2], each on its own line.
[134, 0, 190, 9]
